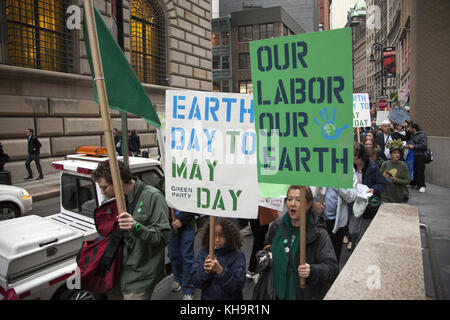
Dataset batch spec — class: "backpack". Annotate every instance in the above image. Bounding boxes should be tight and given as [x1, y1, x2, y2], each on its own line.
[76, 183, 145, 294]
[424, 148, 434, 164]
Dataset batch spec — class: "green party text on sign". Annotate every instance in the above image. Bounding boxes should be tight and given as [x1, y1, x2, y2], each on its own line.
[249, 28, 354, 188]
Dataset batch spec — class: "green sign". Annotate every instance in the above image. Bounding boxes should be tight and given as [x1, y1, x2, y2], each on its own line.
[249, 28, 354, 188]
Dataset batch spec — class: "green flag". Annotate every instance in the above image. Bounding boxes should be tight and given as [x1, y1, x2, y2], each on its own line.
[83, 5, 160, 129]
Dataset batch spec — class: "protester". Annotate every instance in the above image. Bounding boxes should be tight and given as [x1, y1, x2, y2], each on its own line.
[24, 128, 44, 180]
[113, 128, 122, 156]
[380, 140, 410, 203]
[191, 217, 246, 300]
[262, 186, 338, 300]
[348, 143, 386, 249]
[91, 160, 172, 300]
[362, 136, 384, 166]
[406, 122, 428, 193]
[375, 120, 393, 161]
[316, 173, 357, 264]
[0, 141, 10, 172]
[168, 208, 196, 300]
[128, 130, 141, 157]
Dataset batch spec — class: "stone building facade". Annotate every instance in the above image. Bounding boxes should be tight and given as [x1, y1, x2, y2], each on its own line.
[0, 0, 213, 182]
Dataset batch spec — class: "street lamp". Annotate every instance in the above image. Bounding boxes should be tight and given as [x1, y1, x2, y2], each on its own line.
[369, 42, 385, 102]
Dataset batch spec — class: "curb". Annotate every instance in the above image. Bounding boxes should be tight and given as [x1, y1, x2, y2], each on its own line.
[32, 188, 60, 202]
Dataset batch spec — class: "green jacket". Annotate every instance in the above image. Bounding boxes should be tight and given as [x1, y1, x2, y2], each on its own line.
[380, 160, 410, 203]
[120, 179, 172, 294]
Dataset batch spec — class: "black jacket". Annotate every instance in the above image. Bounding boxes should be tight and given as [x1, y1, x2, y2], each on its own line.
[355, 159, 386, 198]
[27, 135, 41, 155]
[265, 212, 339, 300]
[128, 133, 140, 153]
[409, 130, 428, 156]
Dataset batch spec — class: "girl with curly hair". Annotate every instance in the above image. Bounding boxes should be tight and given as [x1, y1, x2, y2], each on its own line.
[191, 217, 246, 300]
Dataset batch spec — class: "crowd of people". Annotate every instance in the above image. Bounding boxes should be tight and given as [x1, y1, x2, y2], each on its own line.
[0, 119, 430, 300]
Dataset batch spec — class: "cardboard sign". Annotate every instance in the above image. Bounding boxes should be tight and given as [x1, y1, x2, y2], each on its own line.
[376, 110, 389, 125]
[165, 90, 259, 219]
[249, 28, 354, 188]
[353, 93, 371, 128]
[388, 106, 410, 125]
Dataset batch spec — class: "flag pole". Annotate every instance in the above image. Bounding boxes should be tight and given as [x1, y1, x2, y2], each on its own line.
[83, 0, 126, 214]
[209, 216, 216, 258]
[299, 186, 307, 288]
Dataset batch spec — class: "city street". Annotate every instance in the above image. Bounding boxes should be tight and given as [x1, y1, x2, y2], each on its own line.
[24, 184, 450, 300]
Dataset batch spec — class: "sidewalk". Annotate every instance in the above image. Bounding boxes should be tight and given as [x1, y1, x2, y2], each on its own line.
[13, 173, 60, 202]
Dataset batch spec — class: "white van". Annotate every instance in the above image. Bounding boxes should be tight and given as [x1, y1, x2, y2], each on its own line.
[0, 148, 164, 300]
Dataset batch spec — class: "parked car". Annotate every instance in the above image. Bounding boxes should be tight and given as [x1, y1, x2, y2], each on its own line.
[0, 147, 165, 300]
[0, 184, 32, 220]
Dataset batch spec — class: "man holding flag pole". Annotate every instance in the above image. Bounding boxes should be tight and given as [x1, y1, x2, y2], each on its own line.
[83, 0, 171, 299]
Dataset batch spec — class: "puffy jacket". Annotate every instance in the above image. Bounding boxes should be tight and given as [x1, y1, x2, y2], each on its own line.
[265, 212, 339, 300]
[191, 247, 246, 300]
[409, 130, 428, 156]
[357, 159, 386, 197]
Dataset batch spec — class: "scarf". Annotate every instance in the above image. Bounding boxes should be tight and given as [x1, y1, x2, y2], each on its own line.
[272, 213, 302, 300]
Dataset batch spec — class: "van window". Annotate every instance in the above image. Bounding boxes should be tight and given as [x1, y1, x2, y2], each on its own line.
[61, 174, 98, 217]
[135, 169, 164, 192]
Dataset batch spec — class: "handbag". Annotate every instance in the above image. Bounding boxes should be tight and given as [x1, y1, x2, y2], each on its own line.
[76, 183, 146, 294]
[424, 148, 434, 164]
[362, 196, 381, 220]
[252, 250, 276, 300]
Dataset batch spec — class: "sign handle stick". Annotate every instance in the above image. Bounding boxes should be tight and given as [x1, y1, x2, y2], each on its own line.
[357, 127, 361, 143]
[299, 186, 307, 288]
[209, 216, 216, 259]
[83, 0, 126, 214]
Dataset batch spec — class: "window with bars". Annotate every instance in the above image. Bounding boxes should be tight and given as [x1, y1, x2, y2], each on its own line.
[238, 25, 252, 42]
[239, 53, 250, 69]
[259, 23, 274, 39]
[3, 0, 74, 73]
[131, 0, 166, 85]
[239, 80, 252, 94]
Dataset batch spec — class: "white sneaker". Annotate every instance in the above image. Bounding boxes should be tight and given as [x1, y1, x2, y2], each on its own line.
[171, 281, 182, 292]
[182, 294, 194, 300]
[419, 187, 426, 193]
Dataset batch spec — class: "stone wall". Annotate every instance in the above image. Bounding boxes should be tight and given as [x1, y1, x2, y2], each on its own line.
[0, 0, 212, 182]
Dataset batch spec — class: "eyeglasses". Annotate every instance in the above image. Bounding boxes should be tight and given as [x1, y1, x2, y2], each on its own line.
[99, 184, 111, 192]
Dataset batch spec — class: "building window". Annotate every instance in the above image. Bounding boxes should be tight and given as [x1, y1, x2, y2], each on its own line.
[240, 80, 252, 94]
[259, 23, 274, 39]
[239, 53, 250, 69]
[212, 32, 220, 46]
[238, 25, 252, 42]
[213, 79, 231, 92]
[131, 0, 166, 85]
[3, 0, 74, 72]
[222, 55, 230, 69]
[221, 32, 230, 46]
[213, 54, 220, 69]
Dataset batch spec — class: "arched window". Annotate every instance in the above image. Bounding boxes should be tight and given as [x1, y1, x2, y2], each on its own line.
[131, 0, 166, 85]
[3, 0, 74, 72]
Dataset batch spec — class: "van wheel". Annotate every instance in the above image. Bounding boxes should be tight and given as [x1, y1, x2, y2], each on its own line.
[58, 289, 100, 300]
[0, 203, 19, 221]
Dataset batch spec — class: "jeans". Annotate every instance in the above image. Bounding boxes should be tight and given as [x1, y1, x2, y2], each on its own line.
[412, 154, 426, 188]
[167, 225, 195, 295]
[25, 153, 43, 178]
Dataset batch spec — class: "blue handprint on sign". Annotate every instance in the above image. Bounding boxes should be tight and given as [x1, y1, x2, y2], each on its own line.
[314, 107, 349, 140]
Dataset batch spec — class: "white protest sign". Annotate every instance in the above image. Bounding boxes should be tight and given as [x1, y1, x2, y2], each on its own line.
[165, 90, 259, 219]
[258, 197, 286, 211]
[353, 93, 371, 128]
[376, 110, 389, 125]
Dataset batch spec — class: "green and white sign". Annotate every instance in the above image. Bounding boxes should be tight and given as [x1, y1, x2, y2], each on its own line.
[165, 90, 259, 219]
[249, 28, 354, 188]
[353, 93, 371, 128]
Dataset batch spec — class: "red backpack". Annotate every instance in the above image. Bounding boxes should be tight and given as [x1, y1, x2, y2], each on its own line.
[76, 183, 145, 294]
